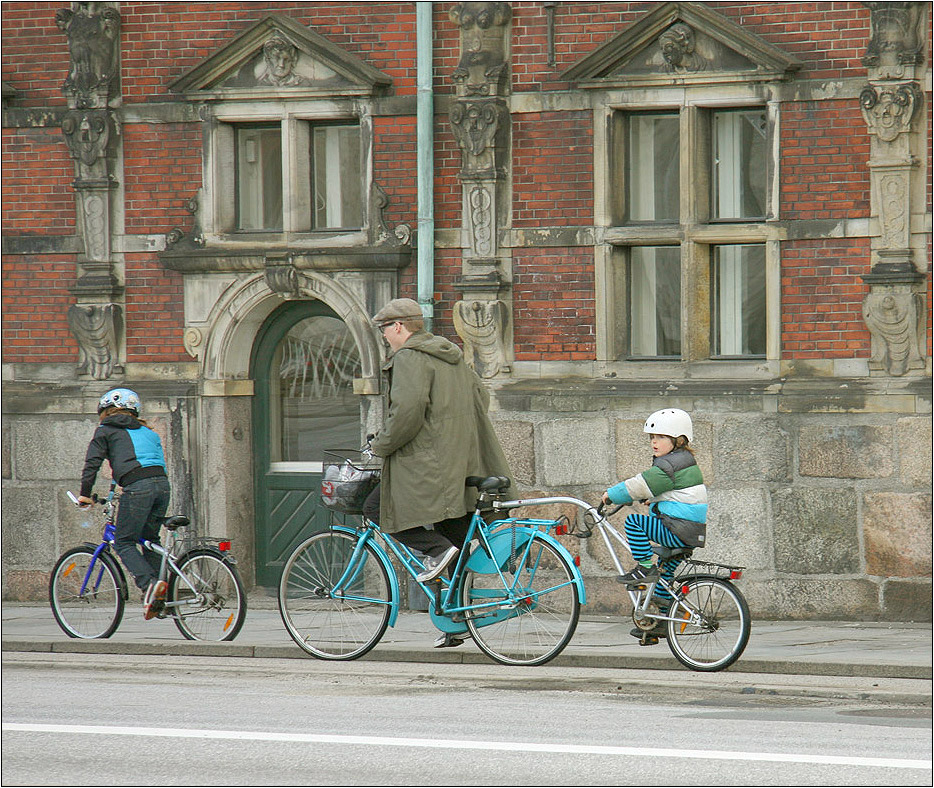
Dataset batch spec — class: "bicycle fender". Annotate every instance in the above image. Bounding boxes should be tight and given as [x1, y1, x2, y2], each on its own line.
[467, 528, 586, 606]
[328, 524, 401, 627]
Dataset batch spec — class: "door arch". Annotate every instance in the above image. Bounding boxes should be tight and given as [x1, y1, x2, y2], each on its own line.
[251, 299, 364, 586]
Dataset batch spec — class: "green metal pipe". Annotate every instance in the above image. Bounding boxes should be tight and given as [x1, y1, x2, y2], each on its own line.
[416, 1, 434, 329]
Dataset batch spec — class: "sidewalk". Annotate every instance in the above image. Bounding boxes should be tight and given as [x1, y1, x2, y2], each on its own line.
[3, 598, 930, 681]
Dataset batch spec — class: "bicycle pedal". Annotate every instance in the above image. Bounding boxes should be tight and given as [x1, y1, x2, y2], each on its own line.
[639, 635, 659, 647]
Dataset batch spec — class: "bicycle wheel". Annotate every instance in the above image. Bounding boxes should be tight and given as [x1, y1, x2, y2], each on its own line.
[49, 547, 125, 639]
[460, 534, 581, 667]
[666, 576, 750, 672]
[168, 549, 246, 641]
[278, 530, 393, 660]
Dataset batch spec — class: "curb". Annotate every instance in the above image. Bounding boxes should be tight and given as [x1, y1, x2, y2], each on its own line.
[3, 637, 931, 681]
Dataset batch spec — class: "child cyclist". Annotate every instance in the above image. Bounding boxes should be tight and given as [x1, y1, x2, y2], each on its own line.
[77, 388, 171, 620]
[602, 408, 707, 639]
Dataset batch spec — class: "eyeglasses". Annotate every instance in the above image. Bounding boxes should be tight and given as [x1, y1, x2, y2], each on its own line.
[379, 321, 400, 332]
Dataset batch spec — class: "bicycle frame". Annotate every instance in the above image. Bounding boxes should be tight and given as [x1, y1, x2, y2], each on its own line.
[325, 502, 586, 631]
[492, 495, 713, 630]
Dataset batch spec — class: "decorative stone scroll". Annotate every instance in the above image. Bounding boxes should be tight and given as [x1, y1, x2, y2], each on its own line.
[659, 23, 707, 73]
[453, 299, 509, 378]
[859, 82, 923, 143]
[55, 2, 120, 107]
[264, 255, 300, 298]
[67, 302, 122, 380]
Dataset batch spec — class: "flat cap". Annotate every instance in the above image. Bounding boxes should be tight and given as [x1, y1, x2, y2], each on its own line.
[372, 297, 423, 325]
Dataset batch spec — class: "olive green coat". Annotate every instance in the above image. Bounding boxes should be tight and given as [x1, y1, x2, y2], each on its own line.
[369, 330, 514, 533]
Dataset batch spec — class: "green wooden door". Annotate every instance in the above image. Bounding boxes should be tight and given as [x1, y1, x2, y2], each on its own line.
[251, 301, 363, 587]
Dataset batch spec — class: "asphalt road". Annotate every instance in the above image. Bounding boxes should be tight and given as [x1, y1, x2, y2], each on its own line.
[2, 653, 931, 786]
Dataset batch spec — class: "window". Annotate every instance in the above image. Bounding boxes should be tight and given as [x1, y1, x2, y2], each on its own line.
[213, 117, 365, 238]
[236, 125, 283, 231]
[627, 113, 680, 222]
[311, 124, 362, 230]
[604, 103, 774, 364]
[629, 246, 681, 357]
[712, 244, 766, 357]
[712, 110, 767, 220]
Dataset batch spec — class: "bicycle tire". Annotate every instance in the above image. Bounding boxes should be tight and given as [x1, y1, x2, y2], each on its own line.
[460, 534, 581, 667]
[49, 546, 125, 639]
[168, 548, 246, 641]
[666, 576, 750, 672]
[278, 530, 393, 660]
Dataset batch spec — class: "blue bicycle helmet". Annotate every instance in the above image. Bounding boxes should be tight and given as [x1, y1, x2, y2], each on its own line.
[98, 388, 141, 416]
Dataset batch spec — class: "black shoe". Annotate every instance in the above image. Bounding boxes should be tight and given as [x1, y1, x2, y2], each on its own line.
[618, 564, 659, 586]
[630, 624, 667, 639]
[416, 546, 459, 582]
[433, 632, 469, 648]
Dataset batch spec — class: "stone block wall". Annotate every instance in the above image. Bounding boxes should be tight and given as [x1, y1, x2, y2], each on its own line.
[492, 393, 932, 622]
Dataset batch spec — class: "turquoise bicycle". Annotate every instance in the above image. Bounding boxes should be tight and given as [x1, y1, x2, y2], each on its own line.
[278, 470, 586, 667]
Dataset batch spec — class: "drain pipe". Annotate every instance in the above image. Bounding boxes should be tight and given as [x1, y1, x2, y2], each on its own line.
[416, 1, 434, 330]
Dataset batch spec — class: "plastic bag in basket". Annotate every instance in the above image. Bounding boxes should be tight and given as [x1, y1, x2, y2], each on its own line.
[321, 460, 380, 514]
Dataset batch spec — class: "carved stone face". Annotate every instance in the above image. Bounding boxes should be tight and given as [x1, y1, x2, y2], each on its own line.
[262, 38, 298, 83]
[660, 23, 695, 68]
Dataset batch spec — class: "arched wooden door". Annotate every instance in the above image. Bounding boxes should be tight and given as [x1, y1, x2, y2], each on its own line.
[251, 300, 363, 587]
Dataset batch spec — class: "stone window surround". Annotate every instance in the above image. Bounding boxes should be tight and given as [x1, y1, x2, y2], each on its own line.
[593, 86, 783, 375]
[200, 99, 373, 249]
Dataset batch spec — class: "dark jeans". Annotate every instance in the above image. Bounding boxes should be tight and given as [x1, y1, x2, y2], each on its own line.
[114, 475, 171, 591]
[363, 483, 471, 558]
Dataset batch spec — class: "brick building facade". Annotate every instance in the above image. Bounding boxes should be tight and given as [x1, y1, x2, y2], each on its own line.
[2, 1, 931, 620]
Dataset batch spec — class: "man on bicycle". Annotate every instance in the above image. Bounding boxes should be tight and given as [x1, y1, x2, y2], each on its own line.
[363, 298, 513, 590]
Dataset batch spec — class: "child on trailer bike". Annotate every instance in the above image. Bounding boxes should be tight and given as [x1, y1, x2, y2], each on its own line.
[77, 388, 171, 620]
[602, 408, 708, 642]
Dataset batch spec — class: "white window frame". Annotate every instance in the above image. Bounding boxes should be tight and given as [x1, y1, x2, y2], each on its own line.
[595, 89, 782, 376]
[201, 101, 372, 248]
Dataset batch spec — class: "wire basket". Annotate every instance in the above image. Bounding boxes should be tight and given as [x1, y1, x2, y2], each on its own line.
[321, 450, 381, 515]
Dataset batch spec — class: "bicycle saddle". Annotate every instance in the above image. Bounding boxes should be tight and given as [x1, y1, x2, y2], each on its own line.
[465, 476, 511, 494]
[162, 515, 190, 530]
[652, 545, 693, 561]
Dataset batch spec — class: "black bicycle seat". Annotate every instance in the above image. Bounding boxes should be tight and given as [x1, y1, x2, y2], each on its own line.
[465, 476, 511, 494]
[163, 515, 190, 531]
[652, 545, 694, 561]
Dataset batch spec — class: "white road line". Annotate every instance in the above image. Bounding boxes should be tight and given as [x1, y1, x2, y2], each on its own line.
[3, 723, 930, 771]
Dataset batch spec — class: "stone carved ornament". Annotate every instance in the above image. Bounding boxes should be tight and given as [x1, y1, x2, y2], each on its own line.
[67, 302, 121, 380]
[61, 108, 112, 167]
[453, 299, 508, 378]
[859, 82, 923, 142]
[449, 2, 511, 96]
[862, 2, 925, 75]
[55, 3, 121, 105]
[659, 23, 707, 73]
[258, 34, 308, 86]
[450, 100, 502, 159]
[862, 291, 925, 376]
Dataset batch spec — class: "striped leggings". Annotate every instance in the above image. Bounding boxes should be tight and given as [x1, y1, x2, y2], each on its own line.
[624, 513, 689, 601]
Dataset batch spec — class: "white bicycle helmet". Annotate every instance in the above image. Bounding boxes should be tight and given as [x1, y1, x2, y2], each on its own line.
[98, 388, 141, 416]
[643, 408, 693, 442]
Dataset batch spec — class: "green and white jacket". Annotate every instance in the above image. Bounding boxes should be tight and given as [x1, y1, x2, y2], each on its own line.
[606, 448, 708, 547]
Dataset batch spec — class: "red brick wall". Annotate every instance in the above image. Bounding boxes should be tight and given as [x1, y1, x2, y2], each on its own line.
[780, 100, 871, 221]
[513, 248, 595, 360]
[513, 111, 593, 226]
[1, 256, 78, 363]
[123, 253, 186, 363]
[0, 4, 69, 107]
[781, 238, 872, 358]
[372, 116, 417, 233]
[1, 127, 75, 235]
[123, 123, 203, 234]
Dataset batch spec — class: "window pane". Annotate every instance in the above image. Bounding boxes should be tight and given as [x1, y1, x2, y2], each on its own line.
[270, 316, 362, 462]
[313, 125, 362, 230]
[713, 110, 767, 219]
[629, 247, 681, 357]
[627, 114, 680, 222]
[236, 126, 282, 231]
[713, 244, 766, 356]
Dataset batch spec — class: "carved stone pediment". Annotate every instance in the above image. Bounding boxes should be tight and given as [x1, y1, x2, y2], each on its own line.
[170, 14, 391, 99]
[562, 1, 801, 87]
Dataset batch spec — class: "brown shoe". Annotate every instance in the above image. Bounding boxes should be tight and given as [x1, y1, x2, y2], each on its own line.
[143, 580, 167, 620]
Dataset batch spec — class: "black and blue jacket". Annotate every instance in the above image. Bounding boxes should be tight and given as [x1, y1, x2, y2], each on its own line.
[80, 413, 167, 497]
